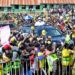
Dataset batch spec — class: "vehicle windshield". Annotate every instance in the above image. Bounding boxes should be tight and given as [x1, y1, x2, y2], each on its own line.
[37, 28, 62, 36]
[20, 26, 62, 37]
[21, 27, 32, 33]
[46, 29, 61, 36]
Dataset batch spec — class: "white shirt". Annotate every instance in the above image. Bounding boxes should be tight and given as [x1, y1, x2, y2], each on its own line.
[35, 21, 46, 26]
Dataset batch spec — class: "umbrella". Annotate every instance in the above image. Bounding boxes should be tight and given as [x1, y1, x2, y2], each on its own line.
[24, 15, 33, 20]
[35, 21, 46, 26]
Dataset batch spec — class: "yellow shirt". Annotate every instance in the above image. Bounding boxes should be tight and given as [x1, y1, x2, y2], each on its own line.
[62, 48, 70, 57]
[3, 53, 10, 62]
[72, 33, 75, 38]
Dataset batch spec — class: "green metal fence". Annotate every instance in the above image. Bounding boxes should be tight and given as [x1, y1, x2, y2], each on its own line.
[0, 59, 21, 75]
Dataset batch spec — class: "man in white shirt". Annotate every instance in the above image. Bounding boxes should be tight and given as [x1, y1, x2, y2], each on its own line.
[35, 17, 46, 26]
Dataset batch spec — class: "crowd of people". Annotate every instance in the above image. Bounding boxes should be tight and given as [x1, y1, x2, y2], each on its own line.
[0, 7, 75, 75]
[0, 7, 75, 27]
[0, 24, 75, 75]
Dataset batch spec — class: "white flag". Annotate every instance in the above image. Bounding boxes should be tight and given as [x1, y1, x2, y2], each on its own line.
[0, 25, 10, 45]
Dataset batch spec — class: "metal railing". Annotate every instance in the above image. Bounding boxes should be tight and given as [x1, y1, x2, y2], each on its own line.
[0, 59, 22, 75]
[0, 55, 75, 75]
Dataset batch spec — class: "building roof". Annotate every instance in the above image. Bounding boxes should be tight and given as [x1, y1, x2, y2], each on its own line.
[0, 0, 75, 7]
[0, 0, 11, 7]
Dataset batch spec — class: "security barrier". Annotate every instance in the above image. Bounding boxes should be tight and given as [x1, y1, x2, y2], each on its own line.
[0, 57, 75, 75]
[0, 59, 21, 75]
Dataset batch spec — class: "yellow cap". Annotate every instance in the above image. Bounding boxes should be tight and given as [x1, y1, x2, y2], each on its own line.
[10, 37, 16, 43]
[47, 41, 51, 44]
[42, 29, 46, 36]
[31, 26, 35, 30]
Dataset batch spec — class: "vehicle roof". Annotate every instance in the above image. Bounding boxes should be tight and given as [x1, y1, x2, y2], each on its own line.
[22, 25, 56, 30]
[0, 23, 13, 26]
[0, 23, 15, 29]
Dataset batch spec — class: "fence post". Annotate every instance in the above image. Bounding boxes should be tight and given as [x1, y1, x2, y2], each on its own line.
[0, 63, 2, 75]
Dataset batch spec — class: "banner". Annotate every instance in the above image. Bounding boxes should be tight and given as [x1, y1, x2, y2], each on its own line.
[0, 25, 10, 45]
[47, 53, 58, 71]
